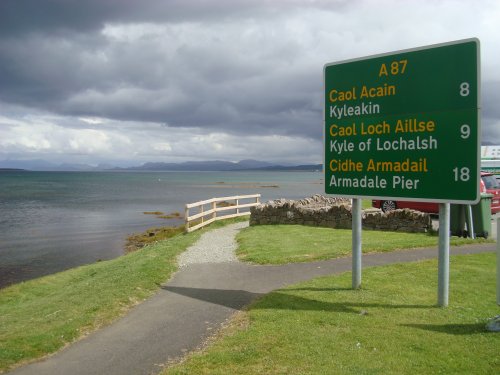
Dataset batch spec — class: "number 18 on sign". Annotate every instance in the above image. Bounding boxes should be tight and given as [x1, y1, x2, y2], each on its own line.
[324, 39, 480, 203]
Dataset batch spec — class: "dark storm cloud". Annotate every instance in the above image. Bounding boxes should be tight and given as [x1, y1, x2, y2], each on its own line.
[1, 0, 499, 167]
[0, 1, 328, 139]
[0, 0, 250, 35]
[0, 0, 344, 36]
[481, 81, 500, 143]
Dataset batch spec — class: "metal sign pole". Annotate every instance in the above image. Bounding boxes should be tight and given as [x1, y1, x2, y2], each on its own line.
[438, 203, 450, 307]
[466, 205, 475, 239]
[352, 198, 362, 289]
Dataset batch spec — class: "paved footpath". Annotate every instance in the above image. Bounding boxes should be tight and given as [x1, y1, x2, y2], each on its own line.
[9, 222, 496, 375]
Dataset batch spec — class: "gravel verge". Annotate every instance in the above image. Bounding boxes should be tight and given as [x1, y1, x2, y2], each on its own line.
[178, 221, 249, 267]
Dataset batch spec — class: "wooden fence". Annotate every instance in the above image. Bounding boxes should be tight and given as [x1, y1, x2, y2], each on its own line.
[185, 194, 261, 232]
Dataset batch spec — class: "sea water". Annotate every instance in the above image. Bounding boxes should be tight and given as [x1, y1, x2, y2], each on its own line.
[0, 170, 323, 287]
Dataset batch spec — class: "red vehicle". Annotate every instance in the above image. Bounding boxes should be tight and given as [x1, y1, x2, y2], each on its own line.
[372, 172, 500, 214]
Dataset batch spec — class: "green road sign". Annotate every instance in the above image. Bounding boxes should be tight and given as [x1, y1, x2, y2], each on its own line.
[324, 39, 480, 203]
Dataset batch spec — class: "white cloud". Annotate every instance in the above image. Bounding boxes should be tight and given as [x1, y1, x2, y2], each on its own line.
[1, 0, 500, 167]
[152, 142, 172, 152]
[0, 109, 321, 165]
[0, 114, 129, 158]
[79, 117, 105, 125]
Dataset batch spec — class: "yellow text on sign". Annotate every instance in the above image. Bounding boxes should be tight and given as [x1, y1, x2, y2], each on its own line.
[379, 60, 408, 77]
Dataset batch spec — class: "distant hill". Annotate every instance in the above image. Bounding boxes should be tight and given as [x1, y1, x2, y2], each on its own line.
[0, 159, 100, 171]
[125, 160, 243, 171]
[118, 160, 322, 172]
[0, 158, 322, 172]
[256, 164, 322, 171]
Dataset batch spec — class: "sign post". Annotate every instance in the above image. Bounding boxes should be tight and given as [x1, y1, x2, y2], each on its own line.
[324, 39, 480, 303]
[438, 203, 450, 306]
[352, 198, 362, 289]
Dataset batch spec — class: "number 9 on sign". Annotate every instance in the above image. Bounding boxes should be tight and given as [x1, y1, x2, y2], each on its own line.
[460, 124, 470, 139]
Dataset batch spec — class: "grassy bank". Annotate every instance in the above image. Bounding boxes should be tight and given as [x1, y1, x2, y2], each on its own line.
[1, 218, 495, 373]
[236, 224, 492, 264]
[166, 252, 500, 374]
[0, 218, 243, 373]
[0, 231, 197, 372]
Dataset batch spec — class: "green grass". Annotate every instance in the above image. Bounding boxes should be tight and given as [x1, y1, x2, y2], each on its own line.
[165, 252, 500, 374]
[236, 225, 492, 264]
[1, 217, 494, 373]
[0, 218, 245, 373]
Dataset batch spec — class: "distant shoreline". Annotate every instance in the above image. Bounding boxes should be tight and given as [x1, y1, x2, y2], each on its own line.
[0, 159, 322, 172]
[0, 168, 322, 173]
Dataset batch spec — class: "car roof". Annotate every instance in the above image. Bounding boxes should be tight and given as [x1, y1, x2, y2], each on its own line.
[481, 171, 495, 176]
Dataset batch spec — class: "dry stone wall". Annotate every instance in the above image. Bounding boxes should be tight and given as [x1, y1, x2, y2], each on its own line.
[250, 194, 431, 233]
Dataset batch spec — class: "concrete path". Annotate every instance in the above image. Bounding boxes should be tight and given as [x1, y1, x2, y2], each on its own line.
[9, 223, 496, 375]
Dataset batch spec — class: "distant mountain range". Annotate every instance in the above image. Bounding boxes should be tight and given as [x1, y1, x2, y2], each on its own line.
[0, 159, 322, 172]
[116, 159, 322, 171]
[0, 159, 114, 171]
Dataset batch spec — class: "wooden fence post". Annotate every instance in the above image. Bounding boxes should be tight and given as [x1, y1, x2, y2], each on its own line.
[185, 205, 189, 232]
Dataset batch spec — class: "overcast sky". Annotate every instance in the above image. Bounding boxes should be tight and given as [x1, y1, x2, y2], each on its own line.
[0, 0, 499, 167]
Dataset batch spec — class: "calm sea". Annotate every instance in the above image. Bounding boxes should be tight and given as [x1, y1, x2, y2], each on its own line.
[0, 170, 323, 288]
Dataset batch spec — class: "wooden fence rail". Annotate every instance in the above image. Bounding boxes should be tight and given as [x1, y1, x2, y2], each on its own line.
[185, 194, 261, 232]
